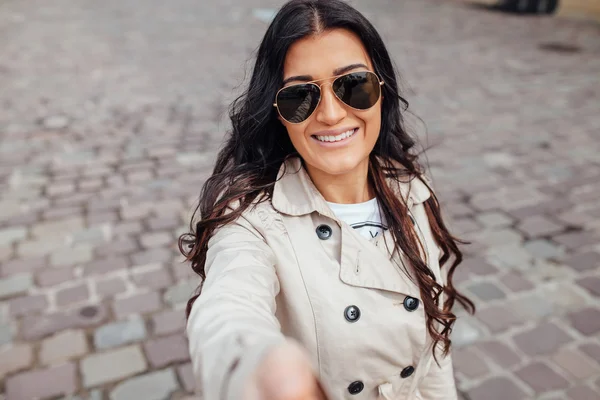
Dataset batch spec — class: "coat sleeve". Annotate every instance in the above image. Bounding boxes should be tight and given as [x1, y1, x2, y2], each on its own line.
[418, 349, 458, 399]
[186, 214, 286, 400]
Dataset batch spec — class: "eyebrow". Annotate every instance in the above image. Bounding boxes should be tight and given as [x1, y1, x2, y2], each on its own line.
[282, 63, 369, 86]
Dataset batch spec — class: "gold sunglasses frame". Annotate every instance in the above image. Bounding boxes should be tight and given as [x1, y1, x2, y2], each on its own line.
[273, 71, 384, 124]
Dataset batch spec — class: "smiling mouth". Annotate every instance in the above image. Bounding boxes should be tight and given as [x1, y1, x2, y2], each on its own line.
[312, 128, 358, 143]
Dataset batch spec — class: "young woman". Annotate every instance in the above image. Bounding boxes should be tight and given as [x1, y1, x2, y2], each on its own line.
[180, 1, 475, 399]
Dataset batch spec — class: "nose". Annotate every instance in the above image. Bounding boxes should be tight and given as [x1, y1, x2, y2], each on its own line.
[315, 83, 347, 126]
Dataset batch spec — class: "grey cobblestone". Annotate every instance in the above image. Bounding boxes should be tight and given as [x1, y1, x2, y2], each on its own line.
[0, 273, 33, 300]
[81, 345, 148, 388]
[94, 317, 148, 350]
[0, 323, 12, 345]
[40, 329, 89, 366]
[0, 227, 27, 246]
[109, 368, 179, 400]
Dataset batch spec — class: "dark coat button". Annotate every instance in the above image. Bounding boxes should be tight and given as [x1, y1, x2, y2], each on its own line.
[400, 366, 415, 378]
[316, 224, 332, 240]
[348, 381, 364, 394]
[344, 305, 361, 322]
[403, 296, 419, 312]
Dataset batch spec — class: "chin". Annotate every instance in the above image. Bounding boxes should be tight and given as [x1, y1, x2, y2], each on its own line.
[313, 153, 369, 176]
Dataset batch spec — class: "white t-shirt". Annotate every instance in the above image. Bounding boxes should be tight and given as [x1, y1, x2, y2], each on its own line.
[326, 197, 387, 241]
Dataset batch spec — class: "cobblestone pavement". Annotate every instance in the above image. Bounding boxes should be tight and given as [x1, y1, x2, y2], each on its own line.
[1, 0, 599, 399]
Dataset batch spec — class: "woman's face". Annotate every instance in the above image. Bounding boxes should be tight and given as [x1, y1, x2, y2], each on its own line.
[279, 28, 382, 179]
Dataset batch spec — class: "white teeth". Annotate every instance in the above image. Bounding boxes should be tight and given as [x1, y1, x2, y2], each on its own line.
[315, 129, 356, 142]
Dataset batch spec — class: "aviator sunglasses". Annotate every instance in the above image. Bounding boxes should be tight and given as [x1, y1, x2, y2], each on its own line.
[273, 71, 384, 124]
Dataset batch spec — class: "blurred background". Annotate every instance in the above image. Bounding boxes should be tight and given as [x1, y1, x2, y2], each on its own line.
[0, 0, 599, 399]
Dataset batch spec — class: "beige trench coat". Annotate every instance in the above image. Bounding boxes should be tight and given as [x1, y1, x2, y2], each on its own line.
[187, 156, 457, 400]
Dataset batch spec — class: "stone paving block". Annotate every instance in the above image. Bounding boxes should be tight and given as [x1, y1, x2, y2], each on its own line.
[485, 243, 533, 270]
[44, 206, 84, 220]
[120, 202, 153, 220]
[152, 308, 186, 336]
[466, 281, 506, 302]
[554, 231, 598, 251]
[143, 334, 190, 368]
[131, 264, 173, 290]
[516, 362, 570, 394]
[22, 304, 108, 341]
[477, 228, 522, 247]
[113, 292, 163, 319]
[5, 362, 77, 399]
[523, 239, 564, 260]
[69, 226, 110, 245]
[453, 347, 490, 379]
[0, 244, 12, 262]
[46, 181, 76, 197]
[56, 284, 90, 306]
[164, 280, 197, 307]
[576, 276, 600, 297]
[79, 178, 104, 191]
[132, 248, 173, 265]
[50, 244, 94, 267]
[498, 271, 534, 292]
[0, 343, 34, 377]
[111, 222, 143, 236]
[83, 256, 128, 276]
[552, 347, 600, 380]
[565, 251, 599, 272]
[566, 385, 600, 400]
[460, 257, 498, 276]
[449, 218, 480, 235]
[95, 277, 128, 298]
[0, 323, 13, 345]
[466, 376, 528, 400]
[512, 293, 554, 320]
[8, 293, 48, 316]
[36, 266, 75, 287]
[177, 362, 196, 393]
[88, 211, 118, 225]
[40, 329, 89, 366]
[567, 307, 600, 336]
[0, 256, 46, 276]
[95, 236, 138, 256]
[0, 273, 32, 300]
[18, 237, 67, 257]
[579, 343, 600, 366]
[513, 322, 573, 357]
[0, 227, 27, 246]
[542, 281, 589, 314]
[109, 368, 179, 400]
[476, 211, 512, 228]
[32, 217, 84, 238]
[476, 304, 526, 333]
[517, 216, 564, 238]
[148, 216, 180, 231]
[94, 317, 147, 350]
[475, 340, 521, 368]
[81, 345, 148, 388]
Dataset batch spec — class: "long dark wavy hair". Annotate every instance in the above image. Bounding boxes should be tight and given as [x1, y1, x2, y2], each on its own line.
[179, 0, 475, 360]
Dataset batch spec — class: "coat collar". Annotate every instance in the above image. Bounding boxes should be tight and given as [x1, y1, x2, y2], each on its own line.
[271, 156, 431, 218]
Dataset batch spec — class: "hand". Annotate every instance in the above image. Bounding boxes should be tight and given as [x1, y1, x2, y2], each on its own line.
[244, 340, 328, 400]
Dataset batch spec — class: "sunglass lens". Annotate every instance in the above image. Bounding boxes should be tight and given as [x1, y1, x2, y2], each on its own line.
[277, 84, 320, 123]
[333, 72, 381, 110]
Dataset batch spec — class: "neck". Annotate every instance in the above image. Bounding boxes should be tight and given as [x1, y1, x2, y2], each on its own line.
[305, 159, 374, 204]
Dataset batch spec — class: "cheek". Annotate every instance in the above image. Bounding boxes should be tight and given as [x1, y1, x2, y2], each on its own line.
[284, 124, 308, 148]
[359, 107, 382, 139]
